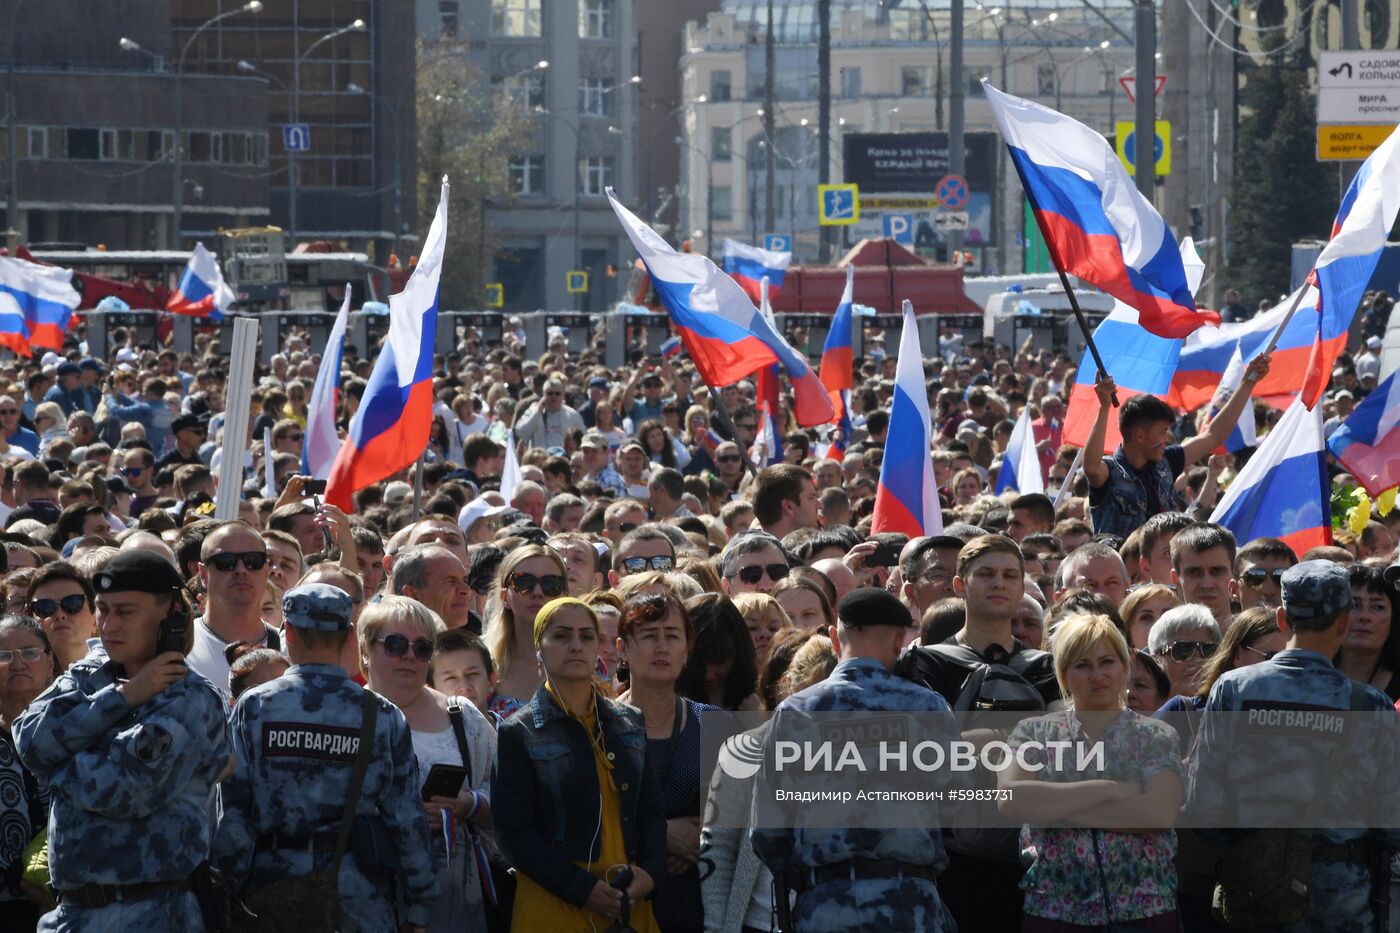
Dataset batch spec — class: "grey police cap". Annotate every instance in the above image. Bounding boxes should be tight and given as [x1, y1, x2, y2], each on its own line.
[282, 583, 353, 632]
[1280, 559, 1354, 620]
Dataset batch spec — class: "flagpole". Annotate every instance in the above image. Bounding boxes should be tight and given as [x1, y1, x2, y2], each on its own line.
[410, 450, 425, 522]
[1260, 286, 1310, 356]
[1051, 266, 1118, 407]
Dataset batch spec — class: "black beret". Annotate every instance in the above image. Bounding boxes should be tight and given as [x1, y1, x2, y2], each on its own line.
[93, 550, 185, 596]
[837, 587, 911, 628]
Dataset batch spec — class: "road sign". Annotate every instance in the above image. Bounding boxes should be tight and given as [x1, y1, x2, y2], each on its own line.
[1115, 121, 1172, 176]
[934, 212, 970, 231]
[882, 213, 915, 245]
[1119, 75, 1166, 103]
[763, 233, 791, 252]
[935, 174, 970, 210]
[283, 124, 310, 152]
[484, 282, 504, 308]
[1317, 124, 1394, 161]
[1318, 51, 1400, 124]
[566, 270, 589, 293]
[818, 184, 860, 225]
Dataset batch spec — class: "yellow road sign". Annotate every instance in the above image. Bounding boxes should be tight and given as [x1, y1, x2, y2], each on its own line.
[818, 184, 860, 225]
[1317, 124, 1394, 161]
[1114, 120, 1172, 176]
[484, 282, 504, 308]
[566, 270, 589, 293]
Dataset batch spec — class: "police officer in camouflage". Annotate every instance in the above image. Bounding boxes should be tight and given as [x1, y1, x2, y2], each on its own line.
[1188, 559, 1400, 933]
[751, 588, 961, 933]
[13, 549, 230, 932]
[213, 583, 440, 932]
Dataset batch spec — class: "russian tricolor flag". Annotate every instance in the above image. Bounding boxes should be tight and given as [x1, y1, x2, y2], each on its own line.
[167, 243, 236, 321]
[609, 190, 833, 426]
[1205, 342, 1257, 453]
[995, 407, 1044, 495]
[985, 83, 1218, 340]
[872, 300, 942, 537]
[751, 365, 785, 467]
[1210, 396, 1330, 557]
[722, 239, 791, 305]
[303, 287, 351, 479]
[0, 256, 79, 355]
[819, 266, 855, 461]
[1327, 370, 1400, 497]
[326, 178, 449, 512]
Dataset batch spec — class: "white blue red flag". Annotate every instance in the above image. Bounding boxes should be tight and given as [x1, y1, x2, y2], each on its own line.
[751, 364, 785, 466]
[326, 178, 448, 512]
[872, 301, 942, 536]
[303, 286, 351, 479]
[0, 255, 79, 355]
[167, 243, 236, 321]
[985, 83, 1217, 339]
[819, 265, 855, 461]
[1210, 396, 1330, 557]
[660, 336, 683, 360]
[1327, 370, 1400, 497]
[609, 189, 833, 426]
[722, 239, 791, 305]
[995, 407, 1045, 495]
[1205, 342, 1257, 453]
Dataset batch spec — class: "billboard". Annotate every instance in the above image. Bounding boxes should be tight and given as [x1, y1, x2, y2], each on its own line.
[842, 132, 997, 248]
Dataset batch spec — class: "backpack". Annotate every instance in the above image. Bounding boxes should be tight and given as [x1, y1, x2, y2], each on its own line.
[925, 642, 1049, 712]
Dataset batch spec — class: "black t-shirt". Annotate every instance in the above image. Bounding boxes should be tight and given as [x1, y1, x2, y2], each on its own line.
[893, 636, 1061, 707]
[155, 448, 204, 471]
[5, 499, 60, 529]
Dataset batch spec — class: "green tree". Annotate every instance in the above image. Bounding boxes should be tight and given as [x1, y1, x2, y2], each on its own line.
[1226, 47, 1332, 306]
[416, 41, 533, 307]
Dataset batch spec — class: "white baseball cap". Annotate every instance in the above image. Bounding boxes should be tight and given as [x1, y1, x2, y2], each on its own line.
[458, 495, 509, 532]
[1367, 336, 1382, 349]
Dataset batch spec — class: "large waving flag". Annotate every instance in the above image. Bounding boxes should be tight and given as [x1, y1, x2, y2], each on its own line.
[326, 178, 448, 511]
[0, 256, 80, 355]
[995, 407, 1045, 495]
[1205, 342, 1257, 453]
[1327, 370, 1400, 497]
[609, 189, 833, 426]
[873, 301, 942, 536]
[167, 243, 236, 321]
[303, 286, 351, 479]
[985, 83, 1218, 339]
[1210, 396, 1330, 557]
[722, 239, 791, 304]
[819, 265, 855, 460]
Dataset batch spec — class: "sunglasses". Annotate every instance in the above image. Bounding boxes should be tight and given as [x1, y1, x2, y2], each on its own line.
[733, 563, 789, 585]
[0, 646, 46, 665]
[284, 433, 304, 442]
[207, 551, 269, 573]
[124, 466, 144, 476]
[716, 454, 741, 464]
[375, 633, 434, 662]
[617, 522, 638, 535]
[1240, 568, 1286, 588]
[1244, 644, 1278, 661]
[0, 409, 16, 416]
[30, 594, 88, 617]
[506, 572, 567, 597]
[621, 555, 674, 574]
[1161, 641, 1218, 661]
[735, 423, 757, 432]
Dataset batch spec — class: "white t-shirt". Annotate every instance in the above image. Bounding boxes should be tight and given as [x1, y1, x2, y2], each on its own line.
[187, 617, 276, 707]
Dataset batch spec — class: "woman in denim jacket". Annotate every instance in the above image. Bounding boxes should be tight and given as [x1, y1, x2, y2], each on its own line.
[493, 596, 667, 932]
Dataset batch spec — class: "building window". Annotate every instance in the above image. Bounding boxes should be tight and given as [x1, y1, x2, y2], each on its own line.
[901, 65, 934, 97]
[509, 154, 545, 194]
[492, 0, 542, 37]
[439, 1, 459, 37]
[580, 0, 611, 38]
[65, 128, 100, 160]
[711, 127, 732, 162]
[579, 155, 614, 196]
[579, 78, 613, 117]
[26, 127, 46, 158]
[1036, 64, 1057, 97]
[712, 185, 733, 221]
[499, 73, 545, 110]
[841, 66, 862, 98]
[710, 69, 732, 102]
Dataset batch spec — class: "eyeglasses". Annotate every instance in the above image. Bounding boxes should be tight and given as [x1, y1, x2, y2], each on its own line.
[621, 555, 675, 574]
[0, 409, 17, 416]
[505, 572, 567, 597]
[0, 647, 46, 665]
[1161, 641, 1218, 661]
[733, 563, 789, 585]
[29, 594, 88, 617]
[283, 433, 304, 443]
[374, 633, 434, 662]
[1240, 567, 1287, 588]
[1244, 644, 1278, 661]
[716, 454, 741, 464]
[207, 551, 269, 573]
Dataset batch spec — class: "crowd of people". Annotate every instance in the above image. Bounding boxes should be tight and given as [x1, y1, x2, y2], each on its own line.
[0, 311, 1394, 933]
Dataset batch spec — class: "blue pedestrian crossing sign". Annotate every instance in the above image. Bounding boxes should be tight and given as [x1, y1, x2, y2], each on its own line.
[818, 184, 860, 226]
[566, 270, 589, 293]
[764, 233, 791, 252]
[283, 124, 310, 152]
[882, 213, 915, 245]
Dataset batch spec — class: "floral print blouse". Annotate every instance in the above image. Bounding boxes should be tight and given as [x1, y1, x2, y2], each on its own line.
[1008, 709, 1185, 925]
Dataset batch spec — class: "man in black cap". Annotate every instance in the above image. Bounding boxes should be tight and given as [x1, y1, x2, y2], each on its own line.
[155, 413, 208, 470]
[752, 587, 961, 932]
[12, 550, 230, 929]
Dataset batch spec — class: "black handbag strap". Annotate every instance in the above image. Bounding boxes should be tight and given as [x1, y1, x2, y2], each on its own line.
[447, 698, 473, 786]
[332, 690, 379, 875]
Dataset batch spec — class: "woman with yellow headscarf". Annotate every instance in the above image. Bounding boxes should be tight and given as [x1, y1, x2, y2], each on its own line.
[492, 597, 664, 932]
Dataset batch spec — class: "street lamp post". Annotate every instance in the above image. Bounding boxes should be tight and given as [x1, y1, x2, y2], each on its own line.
[289, 18, 366, 243]
[121, 1, 263, 249]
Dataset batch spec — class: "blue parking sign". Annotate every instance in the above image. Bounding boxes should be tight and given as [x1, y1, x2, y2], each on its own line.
[764, 234, 791, 252]
[882, 213, 914, 245]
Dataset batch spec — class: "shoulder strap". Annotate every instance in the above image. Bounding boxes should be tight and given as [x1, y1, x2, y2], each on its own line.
[332, 690, 379, 875]
[448, 699, 474, 786]
[926, 642, 988, 668]
[1348, 679, 1369, 712]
